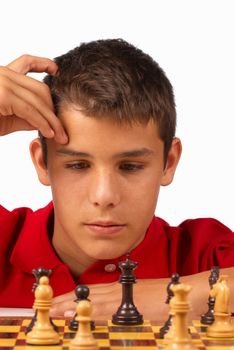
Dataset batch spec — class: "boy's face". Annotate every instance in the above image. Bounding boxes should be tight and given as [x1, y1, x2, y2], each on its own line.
[31, 106, 181, 273]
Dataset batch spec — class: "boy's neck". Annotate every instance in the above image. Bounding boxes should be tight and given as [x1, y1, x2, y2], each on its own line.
[52, 227, 97, 278]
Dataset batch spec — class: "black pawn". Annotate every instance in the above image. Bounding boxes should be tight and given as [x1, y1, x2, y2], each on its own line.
[200, 266, 220, 325]
[112, 252, 143, 325]
[69, 285, 95, 331]
[159, 273, 180, 338]
[26, 268, 58, 334]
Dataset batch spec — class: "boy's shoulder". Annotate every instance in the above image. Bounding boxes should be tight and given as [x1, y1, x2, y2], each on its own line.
[0, 202, 54, 246]
[156, 215, 233, 236]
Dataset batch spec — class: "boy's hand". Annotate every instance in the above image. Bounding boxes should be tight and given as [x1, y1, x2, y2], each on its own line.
[0, 54, 67, 143]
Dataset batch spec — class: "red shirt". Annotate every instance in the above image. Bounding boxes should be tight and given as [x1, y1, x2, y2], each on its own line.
[0, 202, 234, 307]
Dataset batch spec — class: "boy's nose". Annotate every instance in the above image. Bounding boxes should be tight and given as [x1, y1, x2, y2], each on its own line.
[88, 172, 120, 208]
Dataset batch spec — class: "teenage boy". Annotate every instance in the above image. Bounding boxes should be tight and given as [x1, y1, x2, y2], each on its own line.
[0, 39, 233, 321]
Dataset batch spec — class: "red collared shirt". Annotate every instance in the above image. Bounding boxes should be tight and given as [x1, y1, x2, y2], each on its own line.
[0, 202, 234, 307]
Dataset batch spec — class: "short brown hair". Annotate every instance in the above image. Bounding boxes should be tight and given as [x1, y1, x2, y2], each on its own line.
[41, 39, 176, 162]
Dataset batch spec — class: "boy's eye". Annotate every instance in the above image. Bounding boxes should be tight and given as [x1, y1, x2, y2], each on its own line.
[120, 163, 144, 171]
[65, 162, 90, 170]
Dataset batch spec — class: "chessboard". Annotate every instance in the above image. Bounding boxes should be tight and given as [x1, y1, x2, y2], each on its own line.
[0, 317, 234, 349]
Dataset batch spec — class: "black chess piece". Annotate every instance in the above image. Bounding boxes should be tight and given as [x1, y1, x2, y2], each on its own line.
[25, 268, 58, 334]
[200, 266, 220, 325]
[69, 285, 95, 331]
[159, 272, 180, 338]
[112, 252, 143, 325]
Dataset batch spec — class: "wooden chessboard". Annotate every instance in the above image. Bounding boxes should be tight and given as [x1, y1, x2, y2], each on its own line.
[0, 317, 234, 349]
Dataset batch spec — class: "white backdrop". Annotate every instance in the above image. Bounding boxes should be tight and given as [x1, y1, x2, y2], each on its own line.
[0, 0, 233, 229]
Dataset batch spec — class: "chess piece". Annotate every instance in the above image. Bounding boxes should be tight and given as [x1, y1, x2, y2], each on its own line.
[165, 284, 195, 350]
[160, 272, 180, 338]
[200, 266, 220, 325]
[69, 300, 98, 350]
[26, 276, 60, 345]
[26, 267, 58, 334]
[69, 285, 95, 331]
[112, 252, 143, 325]
[207, 275, 234, 338]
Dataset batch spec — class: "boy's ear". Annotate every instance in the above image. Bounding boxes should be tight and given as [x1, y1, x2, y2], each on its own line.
[161, 137, 182, 186]
[30, 138, 51, 186]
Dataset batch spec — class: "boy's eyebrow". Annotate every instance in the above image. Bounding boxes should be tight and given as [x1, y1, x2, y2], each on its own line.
[56, 147, 155, 158]
[113, 148, 155, 158]
[56, 149, 93, 158]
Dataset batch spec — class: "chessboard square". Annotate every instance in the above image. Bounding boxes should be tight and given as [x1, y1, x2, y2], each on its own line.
[22, 319, 30, 326]
[192, 339, 205, 347]
[15, 345, 63, 350]
[155, 338, 165, 346]
[97, 339, 110, 347]
[108, 347, 156, 350]
[110, 339, 157, 346]
[151, 325, 160, 333]
[109, 326, 152, 333]
[94, 326, 109, 333]
[54, 319, 66, 327]
[0, 338, 16, 346]
[64, 331, 76, 339]
[0, 326, 21, 333]
[191, 332, 201, 340]
[17, 331, 26, 339]
[0, 319, 22, 326]
[15, 338, 26, 345]
[189, 326, 198, 333]
[0, 331, 18, 339]
[93, 332, 109, 339]
[109, 332, 155, 340]
[192, 319, 206, 328]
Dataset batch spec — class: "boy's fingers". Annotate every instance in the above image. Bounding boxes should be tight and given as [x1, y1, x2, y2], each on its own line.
[11, 86, 67, 143]
[7, 54, 58, 75]
[50, 300, 76, 317]
[0, 71, 67, 143]
[10, 94, 55, 138]
[0, 66, 54, 109]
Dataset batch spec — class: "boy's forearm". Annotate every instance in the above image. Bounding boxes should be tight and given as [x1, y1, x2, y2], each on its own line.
[51, 267, 234, 320]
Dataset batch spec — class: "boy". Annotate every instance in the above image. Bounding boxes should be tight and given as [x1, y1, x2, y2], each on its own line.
[0, 39, 233, 321]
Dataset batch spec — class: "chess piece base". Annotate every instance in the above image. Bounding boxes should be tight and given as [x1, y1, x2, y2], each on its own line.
[26, 325, 60, 345]
[200, 312, 214, 325]
[207, 313, 234, 338]
[70, 334, 98, 350]
[166, 338, 196, 350]
[112, 313, 143, 325]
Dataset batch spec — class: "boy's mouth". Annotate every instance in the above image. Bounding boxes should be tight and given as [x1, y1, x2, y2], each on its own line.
[84, 221, 126, 235]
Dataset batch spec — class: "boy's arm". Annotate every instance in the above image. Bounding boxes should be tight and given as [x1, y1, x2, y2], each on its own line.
[0, 55, 67, 143]
[51, 267, 234, 321]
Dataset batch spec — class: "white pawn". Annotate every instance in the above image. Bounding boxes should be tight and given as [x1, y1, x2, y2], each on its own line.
[69, 300, 98, 350]
[166, 284, 195, 350]
[26, 276, 60, 345]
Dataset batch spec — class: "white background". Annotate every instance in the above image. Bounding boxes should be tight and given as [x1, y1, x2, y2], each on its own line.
[0, 0, 233, 229]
